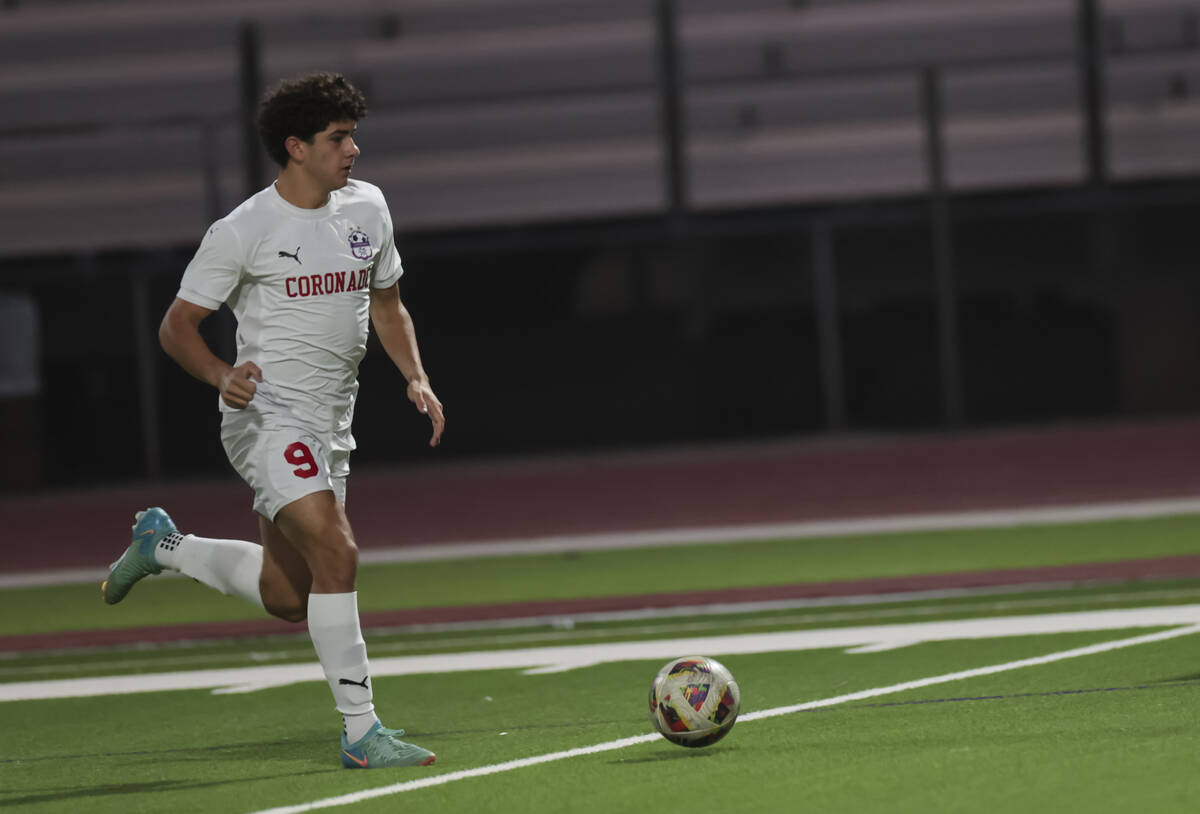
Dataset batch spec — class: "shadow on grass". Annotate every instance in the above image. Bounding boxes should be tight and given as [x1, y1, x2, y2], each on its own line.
[0, 768, 337, 808]
[125, 736, 329, 767]
[613, 749, 725, 764]
[423, 718, 635, 738]
[1, 732, 328, 766]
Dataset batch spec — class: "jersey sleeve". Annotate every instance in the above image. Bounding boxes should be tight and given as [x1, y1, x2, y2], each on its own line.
[370, 201, 404, 289]
[177, 220, 245, 309]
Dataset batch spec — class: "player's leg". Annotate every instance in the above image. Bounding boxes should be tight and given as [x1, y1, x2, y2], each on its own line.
[103, 508, 264, 608]
[104, 410, 276, 606]
[103, 504, 322, 621]
[101, 504, 346, 620]
[273, 491, 369, 726]
[271, 488, 357, 594]
[103, 422, 337, 617]
[257, 514, 312, 622]
[273, 490, 435, 768]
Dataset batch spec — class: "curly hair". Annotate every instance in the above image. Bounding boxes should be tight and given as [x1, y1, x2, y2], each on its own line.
[258, 72, 369, 168]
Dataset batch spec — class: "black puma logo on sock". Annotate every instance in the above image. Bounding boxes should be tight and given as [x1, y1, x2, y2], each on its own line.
[339, 676, 369, 690]
[279, 247, 302, 264]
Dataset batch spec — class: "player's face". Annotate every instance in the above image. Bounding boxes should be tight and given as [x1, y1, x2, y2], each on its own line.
[305, 119, 360, 192]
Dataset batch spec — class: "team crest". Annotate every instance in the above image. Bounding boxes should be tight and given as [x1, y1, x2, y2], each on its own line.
[348, 228, 373, 260]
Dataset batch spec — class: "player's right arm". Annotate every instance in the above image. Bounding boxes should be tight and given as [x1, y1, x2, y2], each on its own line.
[159, 298, 262, 409]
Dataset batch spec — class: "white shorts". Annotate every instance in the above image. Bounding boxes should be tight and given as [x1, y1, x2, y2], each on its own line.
[221, 409, 349, 521]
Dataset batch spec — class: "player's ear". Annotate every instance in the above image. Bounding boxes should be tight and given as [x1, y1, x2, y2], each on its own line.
[284, 135, 306, 164]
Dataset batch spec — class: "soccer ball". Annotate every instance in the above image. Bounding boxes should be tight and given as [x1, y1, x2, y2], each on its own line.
[647, 656, 741, 747]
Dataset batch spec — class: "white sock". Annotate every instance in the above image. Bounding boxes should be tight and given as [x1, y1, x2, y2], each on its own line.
[155, 533, 264, 608]
[307, 591, 380, 742]
[342, 710, 378, 744]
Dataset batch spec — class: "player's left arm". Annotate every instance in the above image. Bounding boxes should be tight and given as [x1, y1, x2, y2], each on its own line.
[369, 283, 444, 447]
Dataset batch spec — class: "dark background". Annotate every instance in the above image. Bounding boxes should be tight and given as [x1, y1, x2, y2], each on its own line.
[3, 0, 1200, 491]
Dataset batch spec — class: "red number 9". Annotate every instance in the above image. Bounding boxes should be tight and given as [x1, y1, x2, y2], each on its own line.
[284, 441, 319, 479]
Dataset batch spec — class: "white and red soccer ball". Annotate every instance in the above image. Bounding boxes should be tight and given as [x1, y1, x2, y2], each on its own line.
[648, 656, 741, 747]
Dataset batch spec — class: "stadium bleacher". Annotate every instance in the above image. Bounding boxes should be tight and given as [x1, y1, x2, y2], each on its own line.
[1, 0, 1199, 256]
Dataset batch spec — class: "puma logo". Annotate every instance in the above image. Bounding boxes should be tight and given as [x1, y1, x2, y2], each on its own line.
[278, 247, 302, 264]
[339, 676, 369, 690]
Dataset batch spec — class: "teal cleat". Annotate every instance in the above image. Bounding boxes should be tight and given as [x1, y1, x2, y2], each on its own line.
[341, 722, 436, 769]
[101, 507, 175, 605]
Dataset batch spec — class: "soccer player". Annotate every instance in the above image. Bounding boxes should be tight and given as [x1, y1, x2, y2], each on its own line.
[101, 72, 444, 769]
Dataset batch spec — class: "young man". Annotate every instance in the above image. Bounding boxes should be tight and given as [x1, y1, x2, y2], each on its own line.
[102, 72, 444, 769]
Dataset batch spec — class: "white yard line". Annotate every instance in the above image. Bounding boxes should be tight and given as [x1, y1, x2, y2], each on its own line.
[7, 604, 1200, 701]
[13, 585, 1200, 678]
[248, 623, 1200, 814]
[0, 582, 1089, 665]
[5, 496, 1200, 589]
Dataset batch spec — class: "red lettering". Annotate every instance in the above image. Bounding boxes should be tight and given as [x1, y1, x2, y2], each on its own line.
[284, 442, 319, 479]
[287, 270, 376, 297]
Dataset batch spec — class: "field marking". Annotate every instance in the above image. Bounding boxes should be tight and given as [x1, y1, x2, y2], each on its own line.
[6, 496, 1200, 588]
[248, 623, 1200, 814]
[7, 604, 1200, 702]
[14, 586, 1200, 679]
[0, 580, 1108, 663]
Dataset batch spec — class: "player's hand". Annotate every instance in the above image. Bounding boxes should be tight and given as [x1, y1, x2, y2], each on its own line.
[219, 362, 263, 409]
[407, 379, 444, 447]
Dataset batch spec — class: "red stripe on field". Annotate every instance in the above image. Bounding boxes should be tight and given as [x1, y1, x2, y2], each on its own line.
[7, 419, 1200, 574]
[6, 555, 1200, 654]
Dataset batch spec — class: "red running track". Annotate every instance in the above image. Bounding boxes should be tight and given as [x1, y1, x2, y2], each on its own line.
[3, 418, 1200, 574]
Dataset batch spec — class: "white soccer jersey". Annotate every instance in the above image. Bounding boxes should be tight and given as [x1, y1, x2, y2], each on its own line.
[178, 180, 403, 438]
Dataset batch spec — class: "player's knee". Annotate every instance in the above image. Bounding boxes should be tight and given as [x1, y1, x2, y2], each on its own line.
[322, 546, 358, 589]
[260, 575, 309, 623]
[262, 586, 308, 622]
[267, 601, 308, 624]
[310, 530, 358, 587]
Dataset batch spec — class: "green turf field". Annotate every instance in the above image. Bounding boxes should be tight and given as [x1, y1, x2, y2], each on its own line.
[3, 513, 1200, 813]
[5, 512, 1200, 636]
